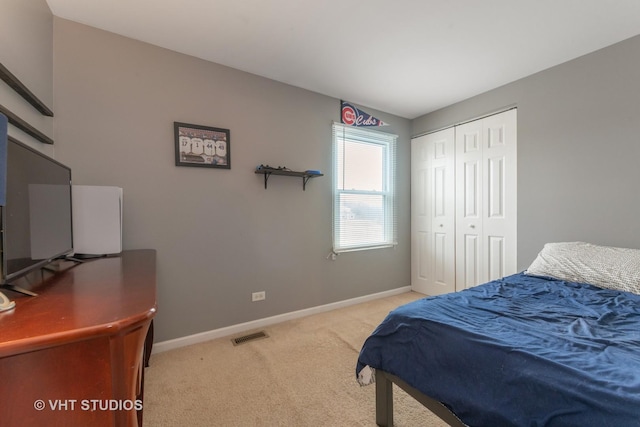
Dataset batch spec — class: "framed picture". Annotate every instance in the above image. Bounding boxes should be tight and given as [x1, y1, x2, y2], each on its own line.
[174, 122, 230, 169]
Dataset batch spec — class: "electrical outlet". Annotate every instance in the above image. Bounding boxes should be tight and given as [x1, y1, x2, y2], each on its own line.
[252, 291, 266, 302]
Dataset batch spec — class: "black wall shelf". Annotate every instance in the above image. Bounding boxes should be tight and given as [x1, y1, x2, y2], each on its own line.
[0, 62, 54, 117]
[0, 103, 54, 145]
[0, 61, 54, 145]
[255, 169, 323, 190]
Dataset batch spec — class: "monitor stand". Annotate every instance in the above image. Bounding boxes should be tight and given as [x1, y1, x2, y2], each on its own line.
[1, 283, 37, 297]
[1, 258, 86, 299]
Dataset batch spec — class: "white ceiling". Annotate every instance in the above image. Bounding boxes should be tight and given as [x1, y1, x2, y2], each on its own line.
[46, 0, 640, 119]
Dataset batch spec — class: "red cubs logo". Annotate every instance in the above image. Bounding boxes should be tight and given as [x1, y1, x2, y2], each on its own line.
[341, 105, 357, 126]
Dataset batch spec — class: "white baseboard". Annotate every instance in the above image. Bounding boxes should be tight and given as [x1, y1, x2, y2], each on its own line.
[152, 286, 411, 354]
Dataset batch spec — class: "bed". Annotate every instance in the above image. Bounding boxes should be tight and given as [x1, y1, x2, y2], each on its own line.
[356, 242, 640, 426]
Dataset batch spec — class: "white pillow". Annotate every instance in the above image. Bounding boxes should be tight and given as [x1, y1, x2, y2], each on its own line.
[525, 242, 640, 295]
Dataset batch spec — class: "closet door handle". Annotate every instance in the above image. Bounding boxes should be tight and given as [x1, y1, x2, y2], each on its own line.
[469, 224, 476, 229]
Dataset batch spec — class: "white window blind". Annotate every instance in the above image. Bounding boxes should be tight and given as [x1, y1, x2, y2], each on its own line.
[332, 122, 397, 253]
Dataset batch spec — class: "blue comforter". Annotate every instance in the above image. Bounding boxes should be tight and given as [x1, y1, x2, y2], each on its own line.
[356, 273, 640, 426]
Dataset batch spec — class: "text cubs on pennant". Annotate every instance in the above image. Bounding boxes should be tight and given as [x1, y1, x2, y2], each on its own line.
[340, 101, 388, 127]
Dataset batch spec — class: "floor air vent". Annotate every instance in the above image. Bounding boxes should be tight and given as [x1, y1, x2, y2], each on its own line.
[232, 331, 269, 346]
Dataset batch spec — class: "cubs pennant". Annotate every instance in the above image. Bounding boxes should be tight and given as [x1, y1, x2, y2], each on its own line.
[340, 101, 388, 127]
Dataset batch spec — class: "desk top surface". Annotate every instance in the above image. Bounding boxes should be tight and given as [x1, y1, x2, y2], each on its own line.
[0, 249, 157, 357]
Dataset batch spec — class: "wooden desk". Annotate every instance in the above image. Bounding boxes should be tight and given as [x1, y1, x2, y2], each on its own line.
[0, 250, 157, 427]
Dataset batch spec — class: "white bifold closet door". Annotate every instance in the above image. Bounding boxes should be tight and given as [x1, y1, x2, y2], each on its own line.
[411, 127, 456, 296]
[411, 109, 517, 295]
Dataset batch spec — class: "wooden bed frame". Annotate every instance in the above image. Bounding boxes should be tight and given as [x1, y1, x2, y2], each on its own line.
[375, 370, 466, 427]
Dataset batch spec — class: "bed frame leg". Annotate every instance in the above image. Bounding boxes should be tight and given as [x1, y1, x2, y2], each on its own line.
[375, 371, 393, 427]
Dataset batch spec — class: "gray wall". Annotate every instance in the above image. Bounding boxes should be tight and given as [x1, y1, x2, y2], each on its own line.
[52, 19, 412, 342]
[412, 34, 640, 270]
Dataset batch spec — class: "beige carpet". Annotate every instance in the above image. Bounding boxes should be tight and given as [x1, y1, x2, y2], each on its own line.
[143, 292, 450, 426]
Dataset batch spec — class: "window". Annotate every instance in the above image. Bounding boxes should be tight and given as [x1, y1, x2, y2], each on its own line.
[332, 122, 397, 252]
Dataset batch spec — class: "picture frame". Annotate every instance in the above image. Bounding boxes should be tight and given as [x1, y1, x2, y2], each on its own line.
[174, 122, 230, 169]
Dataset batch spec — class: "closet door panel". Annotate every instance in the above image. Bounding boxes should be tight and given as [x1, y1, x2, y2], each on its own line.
[482, 109, 517, 280]
[411, 128, 455, 296]
[459, 126, 482, 222]
[456, 120, 484, 289]
[487, 235, 505, 281]
[487, 156, 505, 218]
[411, 135, 432, 294]
[463, 161, 481, 218]
[433, 232, 448, 284]
[462, 234, 480, 288]
[417, 231, 430, 282]
[429, 128, 455, 295]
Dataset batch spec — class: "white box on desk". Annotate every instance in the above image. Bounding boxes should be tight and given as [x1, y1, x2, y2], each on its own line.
[72, 185, 123, 256]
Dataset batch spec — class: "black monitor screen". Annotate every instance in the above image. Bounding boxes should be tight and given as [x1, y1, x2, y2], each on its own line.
[3, 138, 73, 282]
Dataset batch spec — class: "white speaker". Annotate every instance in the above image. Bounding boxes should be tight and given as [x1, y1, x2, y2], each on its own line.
[72, 185, 123, 256]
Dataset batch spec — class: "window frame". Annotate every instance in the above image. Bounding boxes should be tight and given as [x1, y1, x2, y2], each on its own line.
[332, 122, 397, 253]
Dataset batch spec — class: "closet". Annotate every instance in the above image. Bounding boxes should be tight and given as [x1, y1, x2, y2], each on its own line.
[411, 109, 517, 296]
